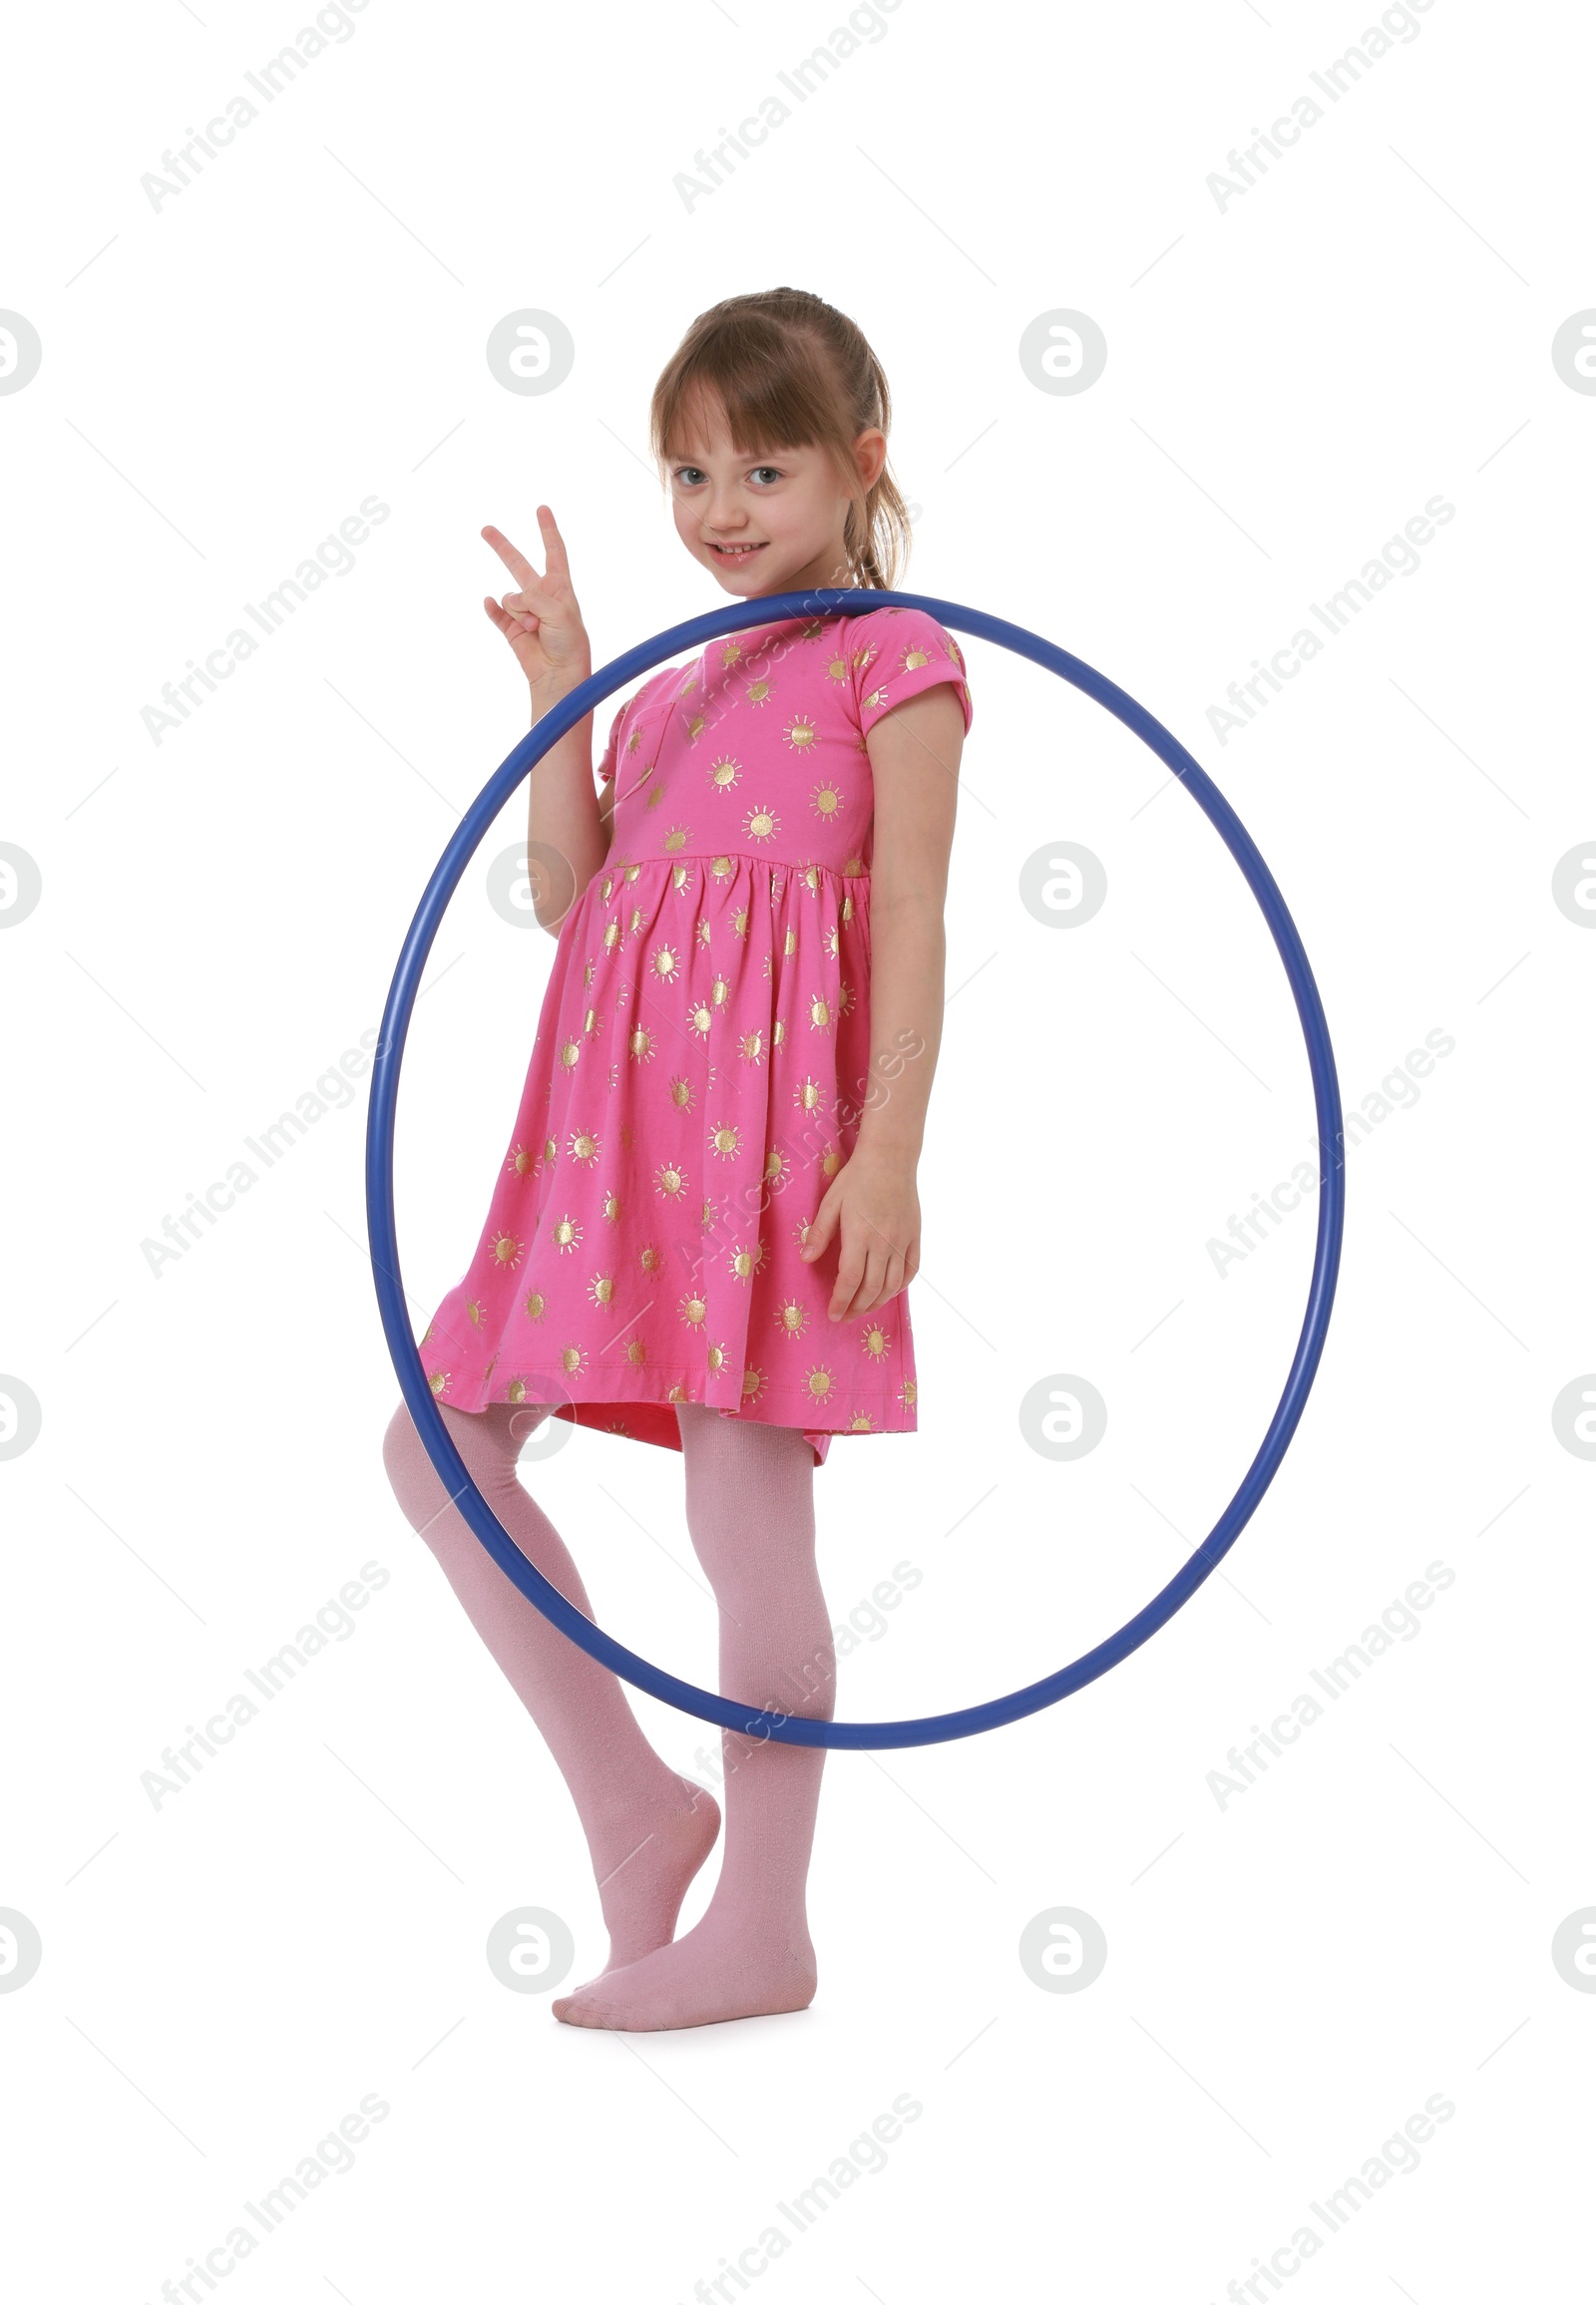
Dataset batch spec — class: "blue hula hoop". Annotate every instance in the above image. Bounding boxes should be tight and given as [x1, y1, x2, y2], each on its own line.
[366, 587, 1344, 1750]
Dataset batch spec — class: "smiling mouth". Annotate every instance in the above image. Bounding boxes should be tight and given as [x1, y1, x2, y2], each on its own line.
[706, 541, 766, 562]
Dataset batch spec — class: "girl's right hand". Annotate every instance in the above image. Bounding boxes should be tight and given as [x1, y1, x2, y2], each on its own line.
[482, 509, 593, 706]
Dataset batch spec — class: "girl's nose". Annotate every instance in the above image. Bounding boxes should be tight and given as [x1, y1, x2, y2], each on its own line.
[704, 485, 747, 532]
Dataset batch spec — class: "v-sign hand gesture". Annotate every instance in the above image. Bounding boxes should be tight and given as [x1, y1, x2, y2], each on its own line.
[482, 507, 593, 708]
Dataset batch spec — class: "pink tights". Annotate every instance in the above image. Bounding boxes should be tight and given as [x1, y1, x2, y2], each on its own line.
[381, 1398, 834, 2031]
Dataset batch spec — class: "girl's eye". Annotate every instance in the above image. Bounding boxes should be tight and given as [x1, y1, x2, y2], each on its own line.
[749, 466, 783, 486]
[672, 465, 707, 487]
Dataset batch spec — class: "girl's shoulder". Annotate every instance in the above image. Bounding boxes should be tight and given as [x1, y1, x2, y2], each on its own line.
[834, 603, 974, 739]
[596, 662, 691, 782]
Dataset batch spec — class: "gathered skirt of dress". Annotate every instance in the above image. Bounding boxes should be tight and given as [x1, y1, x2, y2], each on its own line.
[415, 847, 919, 1466]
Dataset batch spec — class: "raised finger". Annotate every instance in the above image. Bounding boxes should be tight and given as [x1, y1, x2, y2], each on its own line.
[536, 504, 571, 581]
[482, 524, 541, 588]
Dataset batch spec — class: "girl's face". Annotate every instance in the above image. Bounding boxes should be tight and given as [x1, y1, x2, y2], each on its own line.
[665, 392, 887, 598]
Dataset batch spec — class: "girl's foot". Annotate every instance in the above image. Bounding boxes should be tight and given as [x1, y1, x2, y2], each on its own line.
[590, 1775, 721, 1975]
[552, 1912, 817, 2032]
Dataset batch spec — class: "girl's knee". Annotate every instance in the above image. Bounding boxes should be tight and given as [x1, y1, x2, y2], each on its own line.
[382, 1398, 440, 1520]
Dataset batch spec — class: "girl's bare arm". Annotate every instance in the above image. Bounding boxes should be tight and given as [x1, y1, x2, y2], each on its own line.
[800, 684, 965, 1321]
[482, 509, 611, 933]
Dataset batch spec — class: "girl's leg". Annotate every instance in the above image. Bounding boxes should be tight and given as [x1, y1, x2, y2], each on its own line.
[381, 1398, 719, 1971]
[554, 1404, 834, 2031]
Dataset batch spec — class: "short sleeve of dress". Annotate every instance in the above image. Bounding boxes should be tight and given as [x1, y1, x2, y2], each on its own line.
[848, 606, 973, 739]
[596, 666, 684, 790]
[596, 702, 625, 787]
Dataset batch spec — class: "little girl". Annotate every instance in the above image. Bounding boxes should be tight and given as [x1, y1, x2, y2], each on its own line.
[383, 286, 972, 2032]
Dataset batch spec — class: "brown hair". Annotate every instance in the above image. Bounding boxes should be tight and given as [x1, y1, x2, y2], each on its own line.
[649, 288, 911, 589]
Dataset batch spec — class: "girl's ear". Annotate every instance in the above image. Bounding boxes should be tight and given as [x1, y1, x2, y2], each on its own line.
[852, 427, 888, 491]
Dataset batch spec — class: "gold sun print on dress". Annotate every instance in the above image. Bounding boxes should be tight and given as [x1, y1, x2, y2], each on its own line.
[588, 1273, 615, 1312]
[653, 1160, 687, 1201]
[775, 1299, 811, 1340]
[708, 755, 741, 792]
[782, 716, 818, 754]
[728, 1240, 766, 1285]
[740, 1365, 767, 1402]
[567, 1127, 601, 1166]
[742, 804, 779, 845]
[678, 1290, 708, 1329]
[709, 1122, 741, 1162]
[550, 1216, 583, 1255]
[490, 1232, 524, 1272]
[523, 1289, 547, 1324]
[861, 1322, 892, 1361]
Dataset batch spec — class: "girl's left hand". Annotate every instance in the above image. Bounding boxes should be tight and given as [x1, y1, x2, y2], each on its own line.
[800, 1149, 922, 1322]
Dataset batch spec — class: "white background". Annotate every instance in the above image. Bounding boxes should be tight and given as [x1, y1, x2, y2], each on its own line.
[2, 0, 1591, 2296]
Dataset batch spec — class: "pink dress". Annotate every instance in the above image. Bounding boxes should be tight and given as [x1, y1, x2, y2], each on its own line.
[416, 603, 974, 1466]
